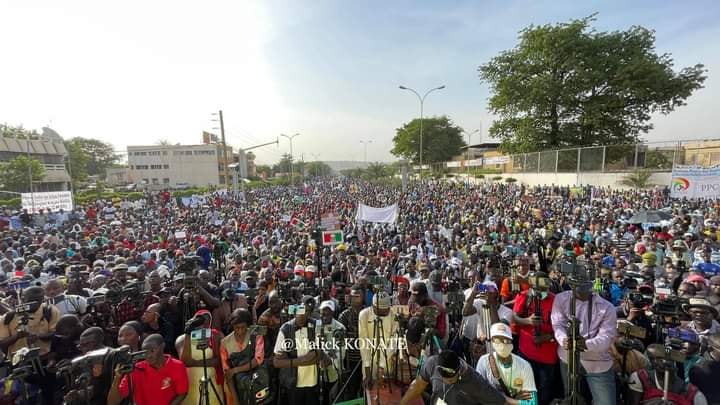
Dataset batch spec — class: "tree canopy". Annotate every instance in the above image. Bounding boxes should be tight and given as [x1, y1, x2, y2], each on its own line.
[0, 156, 45, 192]
[478, 15, 707, 153]
[391, 116, 466, 164]
[65, 137, 119, 178]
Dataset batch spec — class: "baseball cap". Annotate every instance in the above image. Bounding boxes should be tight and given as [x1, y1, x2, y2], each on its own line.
[490, 322, 512, 340]
[319, 300, 336, 312]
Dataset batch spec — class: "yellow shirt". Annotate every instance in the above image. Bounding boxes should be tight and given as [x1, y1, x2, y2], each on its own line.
[0, 304, 59, 356]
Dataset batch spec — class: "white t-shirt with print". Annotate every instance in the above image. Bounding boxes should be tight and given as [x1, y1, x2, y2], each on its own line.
[476, 353, 536, 397]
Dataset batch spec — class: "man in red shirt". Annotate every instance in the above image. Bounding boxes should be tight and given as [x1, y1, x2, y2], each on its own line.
[107, 334, 188, 405]
[512, 271, 559, 405]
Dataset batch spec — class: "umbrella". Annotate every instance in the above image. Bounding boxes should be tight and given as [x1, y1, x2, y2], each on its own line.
[628, 210, 673, 224]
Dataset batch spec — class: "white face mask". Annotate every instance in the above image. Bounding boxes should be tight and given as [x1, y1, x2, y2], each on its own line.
[492, 341, 513, 358]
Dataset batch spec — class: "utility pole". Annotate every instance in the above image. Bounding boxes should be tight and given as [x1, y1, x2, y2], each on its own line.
[281, 133, 300, 185]
[399, 85, 445, 173]
[26, 137, 35, 212]
[360, 140, 372, 164]
[218, 110, 230, 190]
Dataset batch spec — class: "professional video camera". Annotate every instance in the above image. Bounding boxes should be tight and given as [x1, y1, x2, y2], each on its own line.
[177, 256, 202, 290]
[7, 347, 44, 380]
[666, 327, 700, 351]
[627, 291, 652, 309]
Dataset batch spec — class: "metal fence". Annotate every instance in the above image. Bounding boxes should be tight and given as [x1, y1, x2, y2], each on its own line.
[435, 139, 720, 175]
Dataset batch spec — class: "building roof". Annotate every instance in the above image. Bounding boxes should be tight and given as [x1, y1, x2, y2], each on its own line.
[460, 142, 501, 151]
[0, 137, 67, 155]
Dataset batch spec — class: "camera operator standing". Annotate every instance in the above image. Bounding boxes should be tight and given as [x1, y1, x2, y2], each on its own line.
[511, 272, 558, 405]
[338, 284, 364, 401]
[273, 303, 328, 403]
[107, 334, 189, 405]
[684, 298, 720, 344]
[551, 278, 617, 404]
[316, 300, 345, 405]
[0, 286, 59, 357]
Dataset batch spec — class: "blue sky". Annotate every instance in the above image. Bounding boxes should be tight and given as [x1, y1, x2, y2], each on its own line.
[1, 0, 718, 164]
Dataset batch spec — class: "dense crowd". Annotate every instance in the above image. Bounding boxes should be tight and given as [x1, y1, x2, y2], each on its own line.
[0, 177, 718, 405]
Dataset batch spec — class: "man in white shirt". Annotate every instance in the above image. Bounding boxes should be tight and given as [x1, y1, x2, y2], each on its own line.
[316, 300, 345, 405]
[273, 304, 331, 403]
[476, 323, 537, 404]
[45, 278, 87, 316]
[358, 292, 398, 392]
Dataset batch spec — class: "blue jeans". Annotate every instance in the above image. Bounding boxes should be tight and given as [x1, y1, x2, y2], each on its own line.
[560, 361, 616, 405]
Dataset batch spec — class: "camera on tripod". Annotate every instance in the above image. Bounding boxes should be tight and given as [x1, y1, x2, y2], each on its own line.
[177, 256, 202, 290]
[616, 321, 647, 353]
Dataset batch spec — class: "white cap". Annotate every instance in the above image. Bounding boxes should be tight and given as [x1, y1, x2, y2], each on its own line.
[319, 300, 335, 312]
[490, 322, 512, 340]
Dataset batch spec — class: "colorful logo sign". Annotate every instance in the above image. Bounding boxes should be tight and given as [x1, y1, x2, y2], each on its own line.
[672, 177, 690, 191]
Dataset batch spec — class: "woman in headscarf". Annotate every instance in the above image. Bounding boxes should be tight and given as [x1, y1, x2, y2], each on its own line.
[219, 308, 267, 405]
[176, 309, 225, 405]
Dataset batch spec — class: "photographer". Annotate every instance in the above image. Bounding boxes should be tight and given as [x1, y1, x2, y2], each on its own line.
[551, 278, 617, 404]
[409, 282, 446, 340]
[107, 333, 189, 405]
[63, 327, 112, 405]
[273, 303, 328, 403]
[616, 291, 655, 348]
[511, 272, 558, 405]
[399, 350, 505, 405]
[359, 292, 398, 391]
[316, 300, 345, 405]
[0, 286, 59, 357]
[176, 309, 224, 405]
[220, 308, 267, 405]
[626, 343, 707, 405]
[337, 284, 364, 401]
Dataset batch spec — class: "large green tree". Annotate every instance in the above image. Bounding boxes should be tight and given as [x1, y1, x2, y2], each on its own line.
[0, 156, 46, 192]
[65, 137, 118, 178]
[479, 15, 707, 153]
[0, 123, 39, 139]
[304, 161, 332, 177]
[392, 116, 466, 164]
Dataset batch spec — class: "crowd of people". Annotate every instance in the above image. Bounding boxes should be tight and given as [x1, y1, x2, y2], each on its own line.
[0, 177, 718, 405]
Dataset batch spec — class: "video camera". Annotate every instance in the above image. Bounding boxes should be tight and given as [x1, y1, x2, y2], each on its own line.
[616, 322, 647, 353]
[628, 291, 652, 309]
[177, 256, 202, 290]
[7, 347, 44, 380]
[666, 327, 700, 353]
[651, 288, 688, 318]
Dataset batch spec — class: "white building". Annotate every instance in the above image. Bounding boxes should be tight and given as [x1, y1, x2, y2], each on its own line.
[126, 144, 233, 189]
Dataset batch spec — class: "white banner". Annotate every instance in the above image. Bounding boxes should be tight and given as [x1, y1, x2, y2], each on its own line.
[356, 203, 399, 224]
[484, 156, 510, 164]
[670, 165, 720, 200]
[467, 159, 483, 167]
[21, 191, 73, 214]
[446, 161, 461, 168]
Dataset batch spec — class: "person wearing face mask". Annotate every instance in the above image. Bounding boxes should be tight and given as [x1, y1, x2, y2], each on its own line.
[511, 272, 558, 405]
[399, 350, 506, 405]
[476, 323, 538, 405]
[551, 276, 617, 404]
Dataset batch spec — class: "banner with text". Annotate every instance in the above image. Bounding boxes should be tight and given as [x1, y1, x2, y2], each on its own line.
[356, 203, 399, 224]
[21, 191, 73, 214]
[670, 165, 720, 200]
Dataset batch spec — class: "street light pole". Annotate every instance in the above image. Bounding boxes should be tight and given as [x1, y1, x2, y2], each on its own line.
[359, 140, 373, 164]
[310, 153, 321, 177]
[281, 133, 300, 185]
[399, 85, 445, 173]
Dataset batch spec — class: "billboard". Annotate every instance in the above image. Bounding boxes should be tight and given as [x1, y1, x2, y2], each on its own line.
[670, 165, 720, 200]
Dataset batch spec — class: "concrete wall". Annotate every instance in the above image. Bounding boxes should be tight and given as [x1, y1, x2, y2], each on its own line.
[459, 171, 672, 189]
[127, 144, 224, 188]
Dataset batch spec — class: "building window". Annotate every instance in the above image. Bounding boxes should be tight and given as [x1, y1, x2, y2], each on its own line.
[148, 151, 161, 156]
[150, 164, 163, 170]
[152, 178, 158, 184]
[163, 164, 170, 169]
[134, 151, 147, 156]
[162, 151, 168, 155]
[130, 165, 134, 170]
[142, 178, 149, 184]
[163, 178, 170, 184]
[194, 150, 215, 156]
[135, 165, 149, 170]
